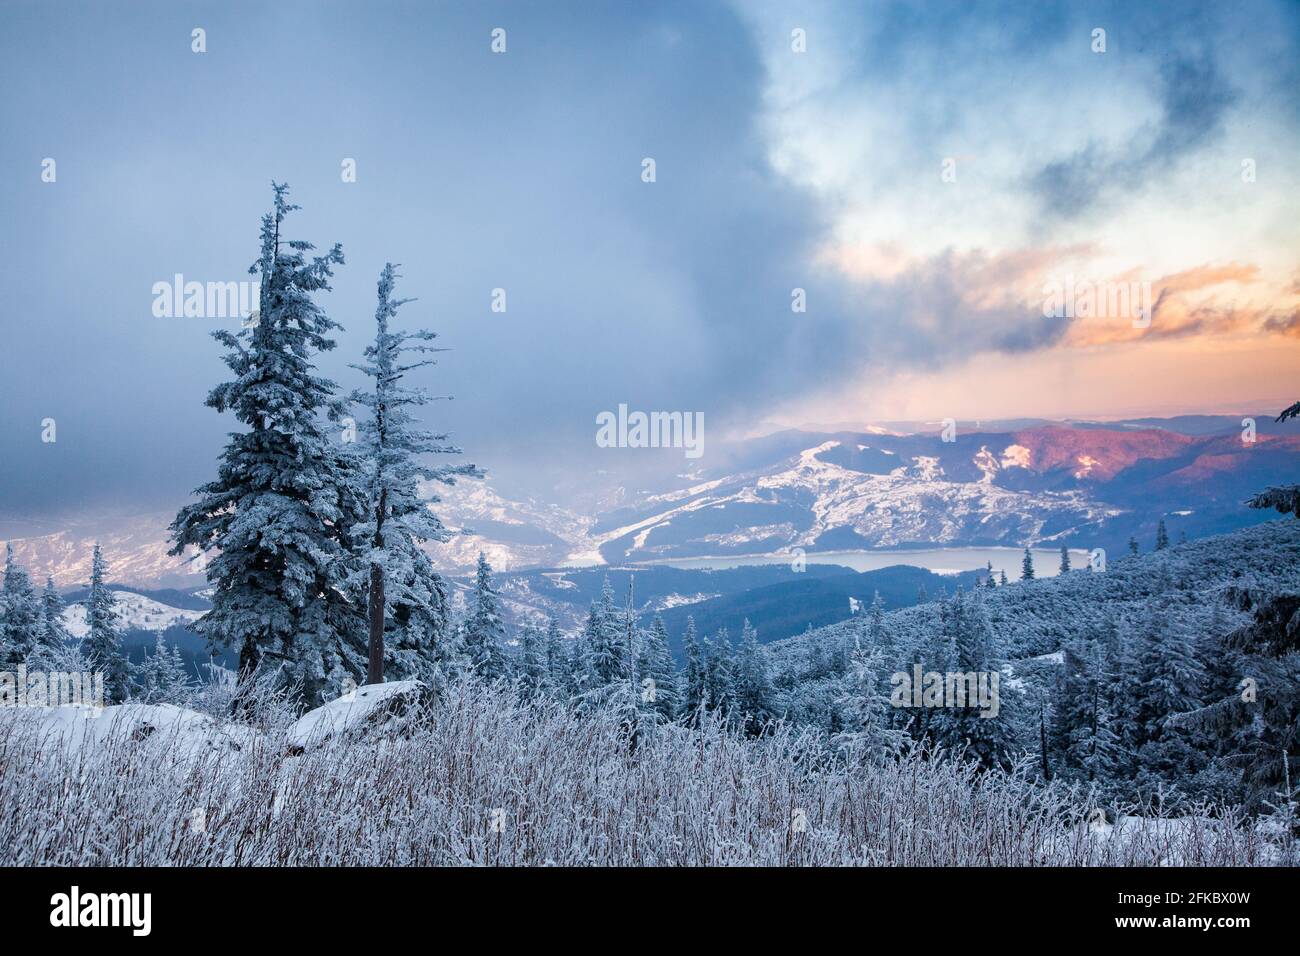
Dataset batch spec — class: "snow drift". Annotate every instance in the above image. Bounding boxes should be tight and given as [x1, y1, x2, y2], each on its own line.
[285, 680, 423, 753]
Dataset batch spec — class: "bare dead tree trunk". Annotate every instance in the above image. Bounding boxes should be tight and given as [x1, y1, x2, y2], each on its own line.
[231, 636, 263, 717]
[1039, 707, 1053, 782]
[365, 489, 387, 685]
[366, 561, 385, 684]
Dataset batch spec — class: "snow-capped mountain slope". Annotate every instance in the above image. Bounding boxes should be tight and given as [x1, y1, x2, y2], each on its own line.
[4, 420, 1296, 586]
[415, 480, 595, 571]
[589, 438, 1122, 562]
[592, 423, 1300, 562]
[62, 590, 204, 638]
[0, 513, 202, 589]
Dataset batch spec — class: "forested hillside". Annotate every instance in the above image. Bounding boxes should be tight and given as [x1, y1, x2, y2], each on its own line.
[769, 520, 1300, 668]
[763, 520, 1300, 811]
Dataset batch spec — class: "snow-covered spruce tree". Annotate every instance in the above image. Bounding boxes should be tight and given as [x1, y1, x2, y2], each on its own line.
[617, 580, 649, 735]
[1015, 655, 1056, 782]
[931, 588, 1022, 770]
[518, 624, 546, 698]
[570, 577, 638, 730]
[1168, 586, 1300, 810]
[1155, 518, 1169, 551]
[0, 544, 40, 667]
[703, 627, 735, 719]
[82, 545, 129, 703]
[1050, 633, 1120, 783]
[857, 590, 906, 734]
[893, 597, 951, 745]
[865, 591, 887, 648]
[833, 632, 903, 763]
[1097, 613, 1139, 778]
[1131, 595, 1207, 792]
[136, 633, 192, 705]
[1247, 400, 1300, 516]
[567, 626, 590, 699]
[622, 580, 641, 680]
[170, 184, 367, 709]
[638, 613, 678, 721]
[27, 576, 71, 670]
[681, 615, 705, 722]
[1020, 548, 1035, 581]
[463, 552, 508, 680]
[349, 262, 483, 686]
[580, 576, 627, 691]
[731, 619, 776, 736]
[1059, 545, 1070, 574]
[544, 617, 570, 696]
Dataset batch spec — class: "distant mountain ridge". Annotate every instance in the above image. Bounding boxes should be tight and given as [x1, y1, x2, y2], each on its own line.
[589, 424, 1299, 563]
[3, 415, 1296, 587]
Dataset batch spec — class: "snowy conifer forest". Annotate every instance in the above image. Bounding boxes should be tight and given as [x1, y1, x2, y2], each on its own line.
[3, 3, 1299, 891]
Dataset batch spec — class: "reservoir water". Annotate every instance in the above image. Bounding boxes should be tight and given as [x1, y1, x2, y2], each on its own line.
[647, 546, 1092, 579]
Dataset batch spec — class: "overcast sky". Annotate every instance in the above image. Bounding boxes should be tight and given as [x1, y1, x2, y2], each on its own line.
[2, 0, 1297, 515]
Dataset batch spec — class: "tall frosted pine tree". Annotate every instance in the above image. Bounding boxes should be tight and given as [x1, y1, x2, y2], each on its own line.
[731, 619, 775, 735]
[931, 588, 1021, 769]
[518, 625, 547, 697]
[681, 616, 705, 720]
[170, 183, 368, 708]
[703, 627, 735, 717]
[0, 544, 40, 666]
[136, 633, 192, 705]
[834, 632, 901, 762]
[1050, 633, 1121, 782]
[463, 552, 508, 679]
[581, 577, 627, 690]
[1133, 596, 1206, 780]
[544, 617, 570, 694]
[1021, 548, 1035, 581]
[83, 545, 129, 703]
[638, 613, 678, 721]
[350, 263, 482, 685]
[28, 576, 72, 670]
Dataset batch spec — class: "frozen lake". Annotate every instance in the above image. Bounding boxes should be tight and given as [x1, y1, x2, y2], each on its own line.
[647, 546, 1092, 579]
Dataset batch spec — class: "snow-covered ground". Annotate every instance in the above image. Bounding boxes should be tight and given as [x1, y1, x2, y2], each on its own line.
[6, 701, 255, 757]
[652, 591, 721, 610]
[286, 680, 421, 751]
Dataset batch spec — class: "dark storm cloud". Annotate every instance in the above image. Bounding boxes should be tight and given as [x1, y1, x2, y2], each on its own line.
[0, 2, 780, 509]
[1030, 54, 1238, 218]
[0, 0, 1006, 511]
[0, 0, 1287, 514]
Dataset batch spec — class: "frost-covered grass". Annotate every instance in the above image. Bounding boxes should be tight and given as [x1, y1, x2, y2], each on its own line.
[0, 679, 1279, 866]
